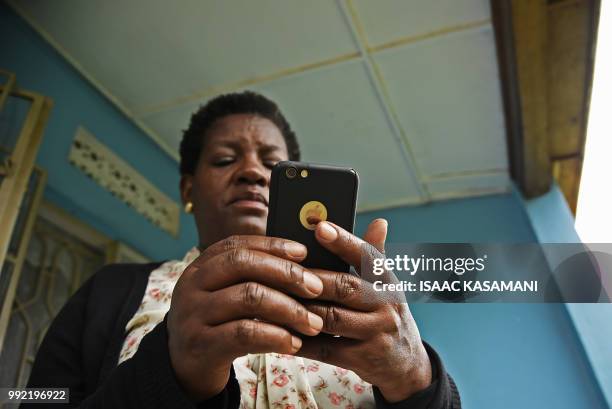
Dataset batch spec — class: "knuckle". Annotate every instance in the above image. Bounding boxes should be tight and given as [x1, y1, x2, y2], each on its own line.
[235, 320, 257, 342]
[285, 260, 303, 284]
[391, 302, 407, 318]
[334, 273, 359, 300]
[324, 305, 340, 332]
[242, 282, 265, 308]
[264, 236, 282, 253]
[182, 331, 200, 353]
[223, 235, 244, 253]
[360, 244, 381, 277]
[375, 332, 395, 355]
[260, 236, 272, 252]
[343, 232, 361, 250]
[365, 245, 381, 267]
[379, 309, 398, 333]
[174, 319, 207, 354]
[293, 302, 307, 322]
[226, 248, 251, 269]
[349, 233, 362, 248]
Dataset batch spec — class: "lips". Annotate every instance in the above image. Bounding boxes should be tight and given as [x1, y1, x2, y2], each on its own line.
[228, 191, 268, 207]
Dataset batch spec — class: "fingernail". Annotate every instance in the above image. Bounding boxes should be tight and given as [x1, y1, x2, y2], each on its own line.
[285, 242, 307, 258]
[291, 335, 302, 352]
[303, 271, 323, 294]
[318, 222, 338, 242]
[308, 312, 324, 332]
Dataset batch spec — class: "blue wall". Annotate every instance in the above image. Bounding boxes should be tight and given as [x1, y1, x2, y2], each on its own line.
[0, 3, 198, 260]
[356, 192, 607, 409]
[524, 185, 612, 408]
[2, 3, 606, 408]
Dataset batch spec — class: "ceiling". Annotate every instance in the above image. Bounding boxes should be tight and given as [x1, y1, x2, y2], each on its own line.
[8, 0, 510, 211]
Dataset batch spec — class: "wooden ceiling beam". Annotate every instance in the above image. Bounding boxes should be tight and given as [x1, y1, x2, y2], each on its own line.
[492, 0, 552, 198]
[491, 0, 600, 210]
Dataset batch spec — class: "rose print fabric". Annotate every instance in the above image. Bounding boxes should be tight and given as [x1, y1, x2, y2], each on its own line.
[118, 248, 376, 408]
[234, 354, 374, 409]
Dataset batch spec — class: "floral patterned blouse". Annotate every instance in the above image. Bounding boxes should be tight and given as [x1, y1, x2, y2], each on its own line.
[118, 247, 376, 409]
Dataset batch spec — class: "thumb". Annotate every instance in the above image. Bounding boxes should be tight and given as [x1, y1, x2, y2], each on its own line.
[363, 218, 388, 254]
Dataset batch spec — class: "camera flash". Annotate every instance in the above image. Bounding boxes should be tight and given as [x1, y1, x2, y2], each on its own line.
[300, 169, 308, 178]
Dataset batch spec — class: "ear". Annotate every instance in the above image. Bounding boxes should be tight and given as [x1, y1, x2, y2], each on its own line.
[179, 174, 193, 206]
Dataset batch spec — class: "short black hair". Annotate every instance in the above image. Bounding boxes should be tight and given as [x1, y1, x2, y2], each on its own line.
[179, 91, 300, 175]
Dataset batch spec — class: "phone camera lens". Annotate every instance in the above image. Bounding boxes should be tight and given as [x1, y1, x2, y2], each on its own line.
[285, 167, 297, 179]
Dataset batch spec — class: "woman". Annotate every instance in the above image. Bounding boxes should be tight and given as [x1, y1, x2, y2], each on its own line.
[24, 91, 460, 408]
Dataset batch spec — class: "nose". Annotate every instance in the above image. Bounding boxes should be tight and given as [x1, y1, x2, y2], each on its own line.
[235, 154, 268, 187]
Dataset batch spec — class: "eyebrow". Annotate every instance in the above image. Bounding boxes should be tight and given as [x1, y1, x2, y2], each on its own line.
[212, 140, 284, 154]
[258, 144, 284, 155]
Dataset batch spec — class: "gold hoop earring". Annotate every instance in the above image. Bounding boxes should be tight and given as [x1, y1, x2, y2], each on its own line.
[184, 201, 193, 213]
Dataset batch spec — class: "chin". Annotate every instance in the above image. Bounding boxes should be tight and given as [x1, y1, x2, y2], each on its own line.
[228, 217, 267, 236]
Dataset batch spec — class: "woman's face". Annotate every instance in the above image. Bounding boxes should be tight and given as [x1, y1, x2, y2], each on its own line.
[181, 113, 289, 249]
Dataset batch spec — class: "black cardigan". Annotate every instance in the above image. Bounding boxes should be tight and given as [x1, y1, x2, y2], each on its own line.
[22, 262, 461, 408]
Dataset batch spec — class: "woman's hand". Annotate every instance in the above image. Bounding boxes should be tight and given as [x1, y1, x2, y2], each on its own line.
[299, 219, 433, 403]
[166, 236, 324, 401]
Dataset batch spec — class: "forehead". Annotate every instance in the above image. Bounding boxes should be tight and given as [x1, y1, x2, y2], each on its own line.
[204, 113, 286, 150]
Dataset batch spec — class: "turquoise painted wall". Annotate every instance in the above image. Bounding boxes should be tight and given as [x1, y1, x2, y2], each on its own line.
[0, 3, 198, 260]
[2, 3, 606, 408]
[524, 185, 612, 408]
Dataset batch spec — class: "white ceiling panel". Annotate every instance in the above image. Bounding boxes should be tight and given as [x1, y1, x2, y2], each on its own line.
[426, 172, 511, 201]
[373, 25, 508, 177]
[143, 101, 196, 152]
[351, 0, 491, 47]
[11, 0, 357, 112]
[10, 0, 513, 207]
[143, 61, 424, 209]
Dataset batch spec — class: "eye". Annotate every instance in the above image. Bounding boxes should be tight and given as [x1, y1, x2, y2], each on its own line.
[263, 160, 279, 169]
[213, 157, 235, 167]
